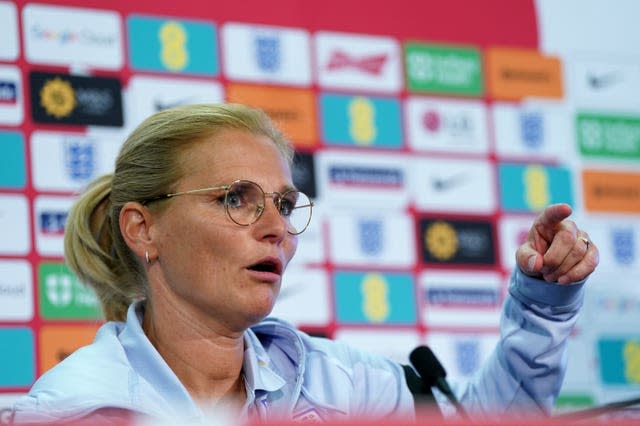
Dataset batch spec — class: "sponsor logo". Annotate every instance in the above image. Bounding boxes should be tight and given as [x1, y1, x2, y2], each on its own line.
[34, 196, 73, 256]
[31, 131, 120, 192]
[30, 72, 123, 126]
[577, 112, 640, 160]
[570, 59, 640, 109]
[420, 218, 495, 265]
[455, 340, 480, 376]
[358, 219, 383, 255]
[320, 94, 402, 148]
[315, 31, 401, 93]
[327, 50, 388, 75]
[39, 211, 67, 236]
[519, 111, 544, 148]
[0, 260, 33, 321]
[426, 287, 499, 308]
[334, 271, 416, 324]
[427, 332, 499, 375]
[0, 131, 25, 189]
[255, 34, 281, 72]
[127, 76, 224, 130]
[0, 81, 16, 106]
[329, 165, 403, 188]
[492, 102, 573, 159]
[23, 4, 122, 69]
[0, 194, 30, 256]
[598, 337, 640, 384]
[0, 65, 23, 125]
[422, 110, 474, 137]
[412, 157, 495, 214]
[597, 294, 640, 314]
[612, 228, 635, 265]
[329, 213, 415, 267]
[419, 268, 502, 327]
[38, 262, 101, 320]
[404, 43, 482, 96]
[0, 327, 34, 387]
[498, 163, 574, 212]
[587, 70, 622, 90]
[0, 1, 19, 61]
[318, 152, 410, 209]
[431, 172, 468, 192]
[227, 84, 317, 146]
[486, 47, 563, 100]
[39, 325, 101, 374]
[582, 170, 640, 213]
[128, 15, 218, 75]
[222, 23, 311, 86]
[64, 137, 96, 181]
[406, 96, 488, 154]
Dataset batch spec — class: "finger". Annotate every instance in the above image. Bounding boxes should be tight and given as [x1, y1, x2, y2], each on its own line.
[535, 203, 573, 228]
[556, 237, 599, 284]
[540, 220, 579, 275]
[531, 204, 571, 248]
[542, 231, 589, 282]
[516, 241, 544, 276]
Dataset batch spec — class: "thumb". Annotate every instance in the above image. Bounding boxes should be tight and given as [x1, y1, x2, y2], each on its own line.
[516, 242, 543, 275]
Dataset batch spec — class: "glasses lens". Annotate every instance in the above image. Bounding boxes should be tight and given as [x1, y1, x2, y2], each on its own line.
[282, 190, 312, 235]
[226, 181, 263, 226]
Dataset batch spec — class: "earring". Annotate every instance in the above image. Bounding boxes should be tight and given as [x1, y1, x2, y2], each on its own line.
[145, 250, 150, 264]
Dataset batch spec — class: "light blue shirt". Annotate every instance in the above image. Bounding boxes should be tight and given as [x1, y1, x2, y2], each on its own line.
[12, 268, 585, 424]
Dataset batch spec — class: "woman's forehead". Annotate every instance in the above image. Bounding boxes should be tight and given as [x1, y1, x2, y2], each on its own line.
[179, 132, 293, 184]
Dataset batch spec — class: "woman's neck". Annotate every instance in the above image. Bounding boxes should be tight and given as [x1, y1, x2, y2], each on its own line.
[141, 298, 247, 405]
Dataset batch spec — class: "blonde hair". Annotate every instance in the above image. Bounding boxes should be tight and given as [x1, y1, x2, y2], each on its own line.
[64, 103, 293, 321]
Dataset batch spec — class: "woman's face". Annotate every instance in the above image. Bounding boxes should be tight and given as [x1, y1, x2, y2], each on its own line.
[148, 129, 298, 333]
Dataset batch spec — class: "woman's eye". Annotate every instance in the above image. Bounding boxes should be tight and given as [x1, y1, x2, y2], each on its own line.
[226, 191, 243, 208]
[279, 199, 295, 216]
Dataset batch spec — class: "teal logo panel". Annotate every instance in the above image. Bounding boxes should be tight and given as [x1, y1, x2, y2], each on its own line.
[128, 16, 218, 75]
[334, 271, 416, 324]
[598, 337, 640, 385]
[498, 163, 573, 212]
[0, 327, 34, 387]
[0, 131, 25, 188]
[320, 94, 402, 149]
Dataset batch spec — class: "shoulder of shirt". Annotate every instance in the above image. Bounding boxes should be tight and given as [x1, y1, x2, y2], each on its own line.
[12, 321, 138, 422]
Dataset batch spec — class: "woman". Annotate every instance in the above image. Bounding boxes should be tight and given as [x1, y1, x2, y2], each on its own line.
[12, 103, 598, 424]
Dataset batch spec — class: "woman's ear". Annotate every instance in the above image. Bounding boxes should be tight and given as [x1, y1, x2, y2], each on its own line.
[119, 201, 157, 262]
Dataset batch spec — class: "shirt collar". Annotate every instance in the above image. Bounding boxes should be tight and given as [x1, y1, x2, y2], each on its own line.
[242, 328, 287, 395]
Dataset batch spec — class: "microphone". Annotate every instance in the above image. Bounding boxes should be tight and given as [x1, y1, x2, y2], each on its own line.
[410, 345, 470, 420]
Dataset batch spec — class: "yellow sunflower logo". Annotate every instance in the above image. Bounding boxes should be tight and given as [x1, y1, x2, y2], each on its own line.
[424, 220, 458, 261]
[40, 76, 76, 119]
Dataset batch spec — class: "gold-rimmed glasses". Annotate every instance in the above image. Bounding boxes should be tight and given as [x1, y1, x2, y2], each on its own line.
[143, 179, 313, 235]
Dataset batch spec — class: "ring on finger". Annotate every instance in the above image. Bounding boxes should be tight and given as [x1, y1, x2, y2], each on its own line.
[578, 236, 590, 250]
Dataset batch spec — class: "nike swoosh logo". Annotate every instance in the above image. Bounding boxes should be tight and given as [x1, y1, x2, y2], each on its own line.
[587, 71, 621, 89]
[430, 172, 468, 191]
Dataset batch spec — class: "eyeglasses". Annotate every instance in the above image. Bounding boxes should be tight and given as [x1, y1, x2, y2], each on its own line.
[143, 179, 313, 235]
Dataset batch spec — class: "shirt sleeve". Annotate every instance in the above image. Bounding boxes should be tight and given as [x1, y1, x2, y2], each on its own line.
[445, 267, 586, 418]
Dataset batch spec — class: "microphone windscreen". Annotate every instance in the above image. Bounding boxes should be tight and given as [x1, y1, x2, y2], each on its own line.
[409, 345, 447, 385]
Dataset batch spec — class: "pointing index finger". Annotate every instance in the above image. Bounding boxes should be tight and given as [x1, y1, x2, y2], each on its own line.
[535, 203, 573, 229]
[532, 203, 574, 245]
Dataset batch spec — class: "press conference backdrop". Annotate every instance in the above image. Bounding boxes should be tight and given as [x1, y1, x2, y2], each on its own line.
[1, 0, 639, 415]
